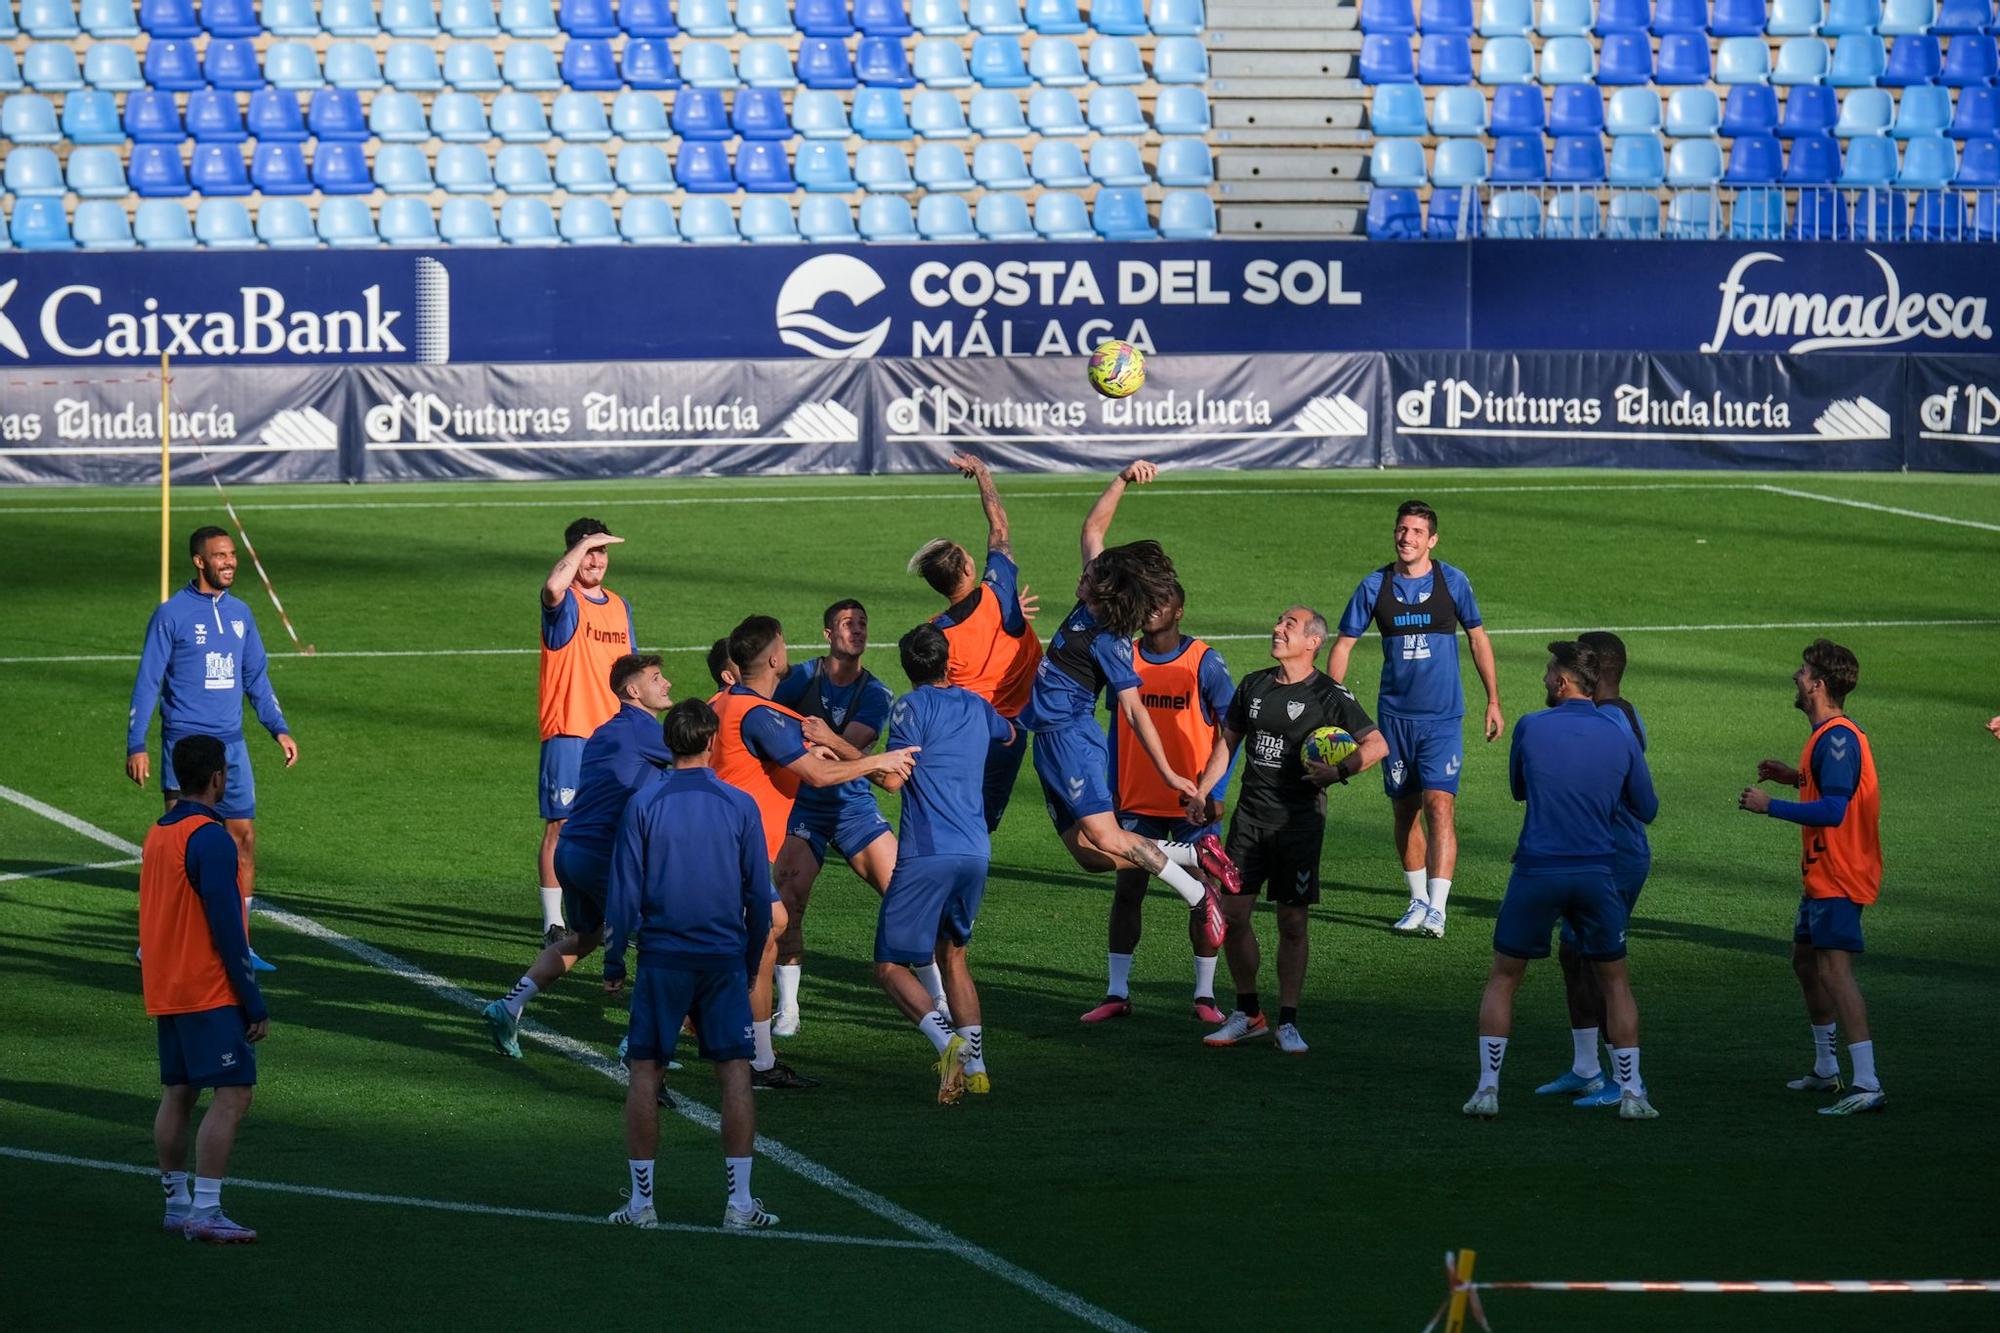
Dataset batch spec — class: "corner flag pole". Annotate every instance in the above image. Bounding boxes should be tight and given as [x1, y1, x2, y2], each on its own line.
[159, 352, 171, 603]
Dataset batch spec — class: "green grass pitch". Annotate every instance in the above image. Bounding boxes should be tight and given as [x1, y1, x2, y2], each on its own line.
[2, 468, 1997, 1331]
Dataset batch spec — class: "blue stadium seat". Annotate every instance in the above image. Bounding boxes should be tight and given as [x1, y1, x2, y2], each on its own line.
[444, 42, 503, 89]
[553, 90, 611, 140]
[1089, 84, 1149, 132]
[795, 139, 856, 188]
[1842, 133, 1900, 187]
[429, 90, 491, 140]
[439, 197, 500, 244]
[1031, 137, 1090, 184]
[561, 0, 617, 35]
[241, 87, 303, 140]
[1724, 132, 1784, 181]
[735, 139, 795, 190]
[374, 141, 435, 191]
[307, 87, 368, 141]
[493, 142, 554, 192]
[1491, 132, 1545, 180]
[251, 141, 311, 193]
[1371, 81, 1429, 134]
[671, 86, 731, 137]
[1026, 0, 1083, 32]
[322, 0, 378, 35]
[856, 139, 916, 188]
[1880, 0, 1935, 32]
[503, 41, 560, 88]
[554, 144, 614, 191]
[1150, 0, 1204, 33]
[1717, 35, 1773, 82]
[1907, 187, 1964, 240]
[1484, 190, 1539, 236]
[1418, 33, 1473, 83]
[1360, 33, 1417, 83]
[387, 42, 445, 89]
[63, 90, 125, 143]
[614, 142, 675, 189]
[1767, 0, 1823, 32]
[1156, 138, 1213, 185]
[970, 34, 1032, 85]
[917, 192, 978, 239]
[143, 36, 204, 88]
[918, 37, 975, 85]
[613, 90, 673, 138]
[1426, 186, 1485, 240]
[796, 0, 855, 34]
[1785, 131, 1844, 181]
[971, 0, 1027, 29]
[912, 89, 971, 136]
[326, 41, 384, 88]
[1592, 0, 1649, 32]
[976, 191, 1036, 239]
[797, 35, 857, 86]
[619, 0, 677, 34]
[1667, 136, 1723, 184]
[313, 141, 374, 193]
[1608, 133, 1666, 183]
[1650, 0, 1707, 33]
[681, 41, 740, 87]
[1544, 190, 1600, 238]
[973, 139, 1033, 186]
[1666, 87, 1720, 135]
[493, 90, 552, 141]
[1779, 84, 1838, 135]
[791, 87, 851, 136]
[740, 195, 802, 243]
[1936, 0, 1994, 30]
[1606, 86, 1660, 134]
[1539, 35, 1595, 82]
[1710, 0, 1767, 35]
[1597, 31, 1653, 82]
[383, 0, 440, 34]
[1029, 34, 1087, 83]
[1791, 187, 1852, 238]
[620, 197, 680, 244]
[621, 37, 680, 87]
[741, 39, 799, 87]
[82, 41, 141, 90]
[1657, 31, 1712, 82]
[195, 197, 257, 247]
[1551, 132, 1607, 179]
[1092, 185, 1155, 238]
[499, 197, 560, 245]
[853, 86, 914, 137]
[1773, 37, 1830, 82]
[1723, 84, 1780, 135]
[368, 89, 428, 140]
[1491, 83, 1547, 133]
[1882, 34, 1943, 84]
[1028, 86, 1087, 133]
[139, 0, 196, 34]
[501, 0, 557, 35]
[1829, 34, 1889, 84]
[1154, 87, 1210, 133]
[1370, 137, 1428, 185]
[1480, 0, 1532, 36]
[1029, 190, 1090, 238]
[1423, 0, 1474, 32]
[189, 141, 251, 193]
[1943, 33, 1998, 84]
[1823, 0, 1881, 33]
[971, 87, 1031, 134]
[732, 86, 794, 138]
[1665, 190, 1719, 238]
[1362, 0, 1414, 33]
[441, 0, 497, 33]
[1088, 0, 1144, 34]
[799, 194, 858, 241]
[23, 41, 80, 90]
[859, 0, 914, 33]
[11, 196, 74, 250]
[856, 33, 916, 84]
[120, 88, 181, 141]
[860, 194, 918, 240]
[1958, 134, 2000, 182]
[1430, 84, 1486, 134]
[676, 139, 738, 190]
[1728, 188, 1786, 237]
[563, 38, 622, 89]
[1366, 187, 1423, 238]
[3, 145, 63, 194]
[1898, 132, 1958, 184]
[1538, 0, 1590, 37]
[84, 0, 138, 34]
[1607, 189, 1662, 237]
[1837, 86, 1894, 135]
[1951, 85, 1999, 136]
[130, 141, 192, 194]
[1893, 83, 1951, 136]
[199, 37, 261, 89]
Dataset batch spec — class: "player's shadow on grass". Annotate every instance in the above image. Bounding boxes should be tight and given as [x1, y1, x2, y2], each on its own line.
[262, 889, 532, 949]
[0, 863, 140, 892]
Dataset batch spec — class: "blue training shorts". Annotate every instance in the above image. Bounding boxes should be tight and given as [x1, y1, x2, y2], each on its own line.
[1794, 895, 1866, 953]
[1379, 713, 1463, 798]
[161, 734, 255, 821]
[1561, 854, 1649, 949]
[551, 841, 609, 936]
[539, 736, 586, 821]
[875, 854, 988, 965]
[982, 728, 1028, 833]
[1119, 811, 1222, 845]
[1494, 866, 1629, 963]
[157, 1005, 257, 1089]
[787, 793, 893, 867]
[627, 964, 754, 1064]
[1032, 723, 1115, 833]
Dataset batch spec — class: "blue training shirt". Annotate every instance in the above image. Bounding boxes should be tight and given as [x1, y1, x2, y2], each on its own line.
[931, 550, 1029, 636]
[1598, 698, 1652, 872]
[556, 703, 673, 868]
[1336, 564, 1483, 721]
[1018, 600, 1141, 732]
[128, 581, 289, 753]
[728, 683, 810, 767]
[605, 767, 775, 974]
[1106, 639, 1238, 808]
[886, 683, 1015, 859]
[772, 658, 894, 817]
[1509, 697, 1658, 872]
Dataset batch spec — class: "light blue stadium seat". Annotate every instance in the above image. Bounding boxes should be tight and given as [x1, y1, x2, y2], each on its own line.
[619, 197, 679, 243]
[973, 139, 1033, 186]
[493, 91, 552, 141]
[494, 142, 556, 191]
[1491, 131, 1546, 179]
[1836, 86, 1894, 134]
[190, 141, 252, 193]
[143, 36, 203, 88]
[1418, 33, 1473, 82]
[1092, 186, 1154, 238]
[798, 194, 858, 240]
[853, 85, 913, 137]
[1154, 87, 1210, 133]
[0, 47, 18, 91]
[312, 141, 373, 193]
[971, 87, 1031, 134]
[675, 139, 738, 190]
[1952, 85, 1999, 137]
[678, 0, 735, 34]
[610, 90, 671, 140]
[324, 41, 384, 89]
[436, 197, 498, 244]
[735, 0, 794, 32]
[917, 0, 971, 31]
[1030, 34, 1087, 84]
[1029, 87, 1087, 133]
[194, 197, 256, 247]
[1657, 31, 1711, 82]
[735, 139, 795, 190]
[1725, 132, 1784, 180]
[1033, 190, 1093, 238]
[443, 42, 502, 89]
[671, 86, 732, 137]
[1090, 0, 1144, 32]
[790, 87, 851, 137]
[1082, 84, 1144, 133]
[859, 194, 918, 239]
[1485, 190, 1540, 236]
[372, 197, 434, 245]
[63, 89, 125, 142]
[856, 33, 916, 85]
[323, 0, 379, 35]
[1881, 34, 1942, 84]
[1710, 0, 1767, 34]
[1898, 132, 1957, 183]
[1551, 131, 1607, 179]
[1360, 33, 1417, 84]
[1542, 190, 1599, 238]
[1944, 33, 2000, 85]
[556, 196, 619, 244]
[1026, 0, 1082, 32]
[429, 90, 490, 140]
[1824, 0, 1881, 32]
[681, 40, 740, 86]
[503, 41, 560, 89]
[741, 39, 799, 87]
[621, 37, 680, 87]
[1539, 34, 1595, 82]
[733, 86, 794, 138]
[381, 0, 438, 34]
[856, 139, 917, 189]
[130, 141, 192, 194]
[1154, 34, 1210, 83]
[1428, 84, 1485, 134]
[1664, 190, 1719, 238]
[1479, 33, 1535, 82]
[1597, 31, 1653, 82]
[1547, 85, 1600, 134]
[1150, 0, 1204, 34]
[132, 198, 198, 249]
[1723, 83, 1779, 134]
[554, 90, 612, 140]
[794, 139, 855, 188]
[1773, 37, 1830, 82]
[501, 0, 556, 35]
[912, 88, 971, 135]
[1601, 189, 1659, 237]
[434, 140, 495, 190]
[23, 41, 80, 91]
[1366, 188, 1423, 239]
[1784, 130, 1843, 181]
[76, 199, 139, 250]
[917, 192, 978, 239]
[971, 34, 1032, 85]
[1666, 86, 1720, 134]
[122, 88, 182, 141]
[1370, 137, 1428, 185]
[1090, 136, 1153, 186]
[498, 197, 558, 244]
[1432, 136, 1489, 184]
[916, 140, 973, 187]
[1668, 136, 1723, 184]
[553, 143, 614, 191]
[740, 194, 801, 242]
[364, 90, 425, 141]
[1936, 0, 1993, 29]
[257, 0, 316, 32]
[1717, 35, 1773, 83]
[84, 0, 137, 33]
[975, 191, 1036, 239]
[373, 142, 435, 191]
[859, 0, 913, 33]
[1892, 83, 1950, 137]
[1490, 83, 1546, 133]
[1829, 34, 1888, 84]
[251, 197, 314, 247]
[140, 0, 195, 32]
[1651, 0, 1706, 32]
[1841, 132, 1900, 182]
[1362, 0, 1414, 33]
[1767, 0, 1822, 32]
[1158, 190, 1216, 239]
[917, 37, 974, 85]
[1592, 0, 1649, 31]
[307, 86, 368, 141]
[797, 34, 857, 87]
[82, 41, 141, 90]
[1370, 81, 1429, 134]
[611, 142, 672, 190]
[1780, 84, 1838, 135]
[1536, 0, 1590, 36]
[441, 0, 498, 32]
[1879, 0, 1935, 32]
[1480, 0, 1532, 35]
[4, 145, 63, 194]
[1032, 137, 1090, 184]
[385, 42, 444, 89]
[1607, 85, 1661, 133]
[313, 196, 376, 247]
[563, 38, 622, 89]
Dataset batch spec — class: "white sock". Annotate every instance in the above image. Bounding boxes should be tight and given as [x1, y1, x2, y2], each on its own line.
[1403, 868, 1426, 902]
[1427, 877, 1453, 912]
[1611, 1045, 1644, 1096]
[193, 1176, 222, 1213]
[627, 1158, 654, 1208]
[775, 963, 801, 1015]
[1192, 954, 1218, 1000]
[917, 1008, 954, 1054]
[1156, 839, 1202, 869]
[726, 1156, 753, 1212]
[752, 1019, 775, 1071]
[1479, 1036, 1507, 1091]
[1811, 1022, 1839, 1078]
[961, 1023, 985, 1075]
[1849, 1039, 1879, 1091]
[538, 886, 564, 930]
[1571, 1027, 1602, 1080]
[914, 960, 946, 1009]
[501, 975, 538, 1020]
[161, 1170, 190, 1208]
[1156, 859, 1207, 909]
[1106, 951, 1133, 999]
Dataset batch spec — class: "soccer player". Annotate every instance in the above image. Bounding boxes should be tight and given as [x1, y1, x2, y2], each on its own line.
[712, 614, 920, 1089]
[1081, 581, 1237, 1026]
[1017, 461, 1234, 949]
[871, 625, 1019, 1103]
[769, 599, 937, 1038]
[603, 699, 778, 1231]
[127, 525, 298, 973]
[1328, 500, 1503, 939]
[141, 734, 270, 1244]
[1189, 608, 1387, 1054]
[482, 654, 673, 1059]
[1738, 638, 1887, 1116]
[910, 451, 1044, 832]
[707, 638, 739, 691]
[537, 517, 635, 942]
[1466, 642, 1658, 1121]
[1536, 631, 1653, 1107]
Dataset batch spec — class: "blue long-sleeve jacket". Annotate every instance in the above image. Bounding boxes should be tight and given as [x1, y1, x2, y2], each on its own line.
[128, 582, 289, 754]
[1509, 697, 1659, 872]
[604, 767, 774, 975]
[167, 802, 268, 1024]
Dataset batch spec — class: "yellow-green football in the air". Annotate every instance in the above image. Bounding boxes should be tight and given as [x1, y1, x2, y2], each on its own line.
[1087, 340, 1147, 399]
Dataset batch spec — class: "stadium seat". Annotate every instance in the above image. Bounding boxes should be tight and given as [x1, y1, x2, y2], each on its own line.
[366, 90, 427, 141]
[973, 139, 1034, 187]
[857, 139, 917, 189]
[387, 42, 445, 89]
[427, 90, 489, 141]
[1951, 85, 2000, 137]
[307, 88, 368, 142]
[141, 36, 203, 89]
[1724, 132, 1784, 180]
[1823, 0, 1882, 32]
[1366, 187, 1424, 238]
[799, 194, 859, 240]
[606, 92, 670, 141]
[1592, 0, 1649, 32]
[494, 142, 556, 192]
[1418, 33, 1473, 83]
[1156, 138, 1213, 186]
[971, 88, 1031, 134]
[682, 41, 740, 87]
[1150, 0, 1205, 32]
[850, 85, 912, 138]
[1767, 0, 1823, 32]
[676, 140, 738, 190]
[140, 0, 196, 33]
[132, 199, 197, 250]
[1717, 36, 1773, 83]
[1667, 137, 1723, 184]
[1895, 134, 1953, 194]
[1722, 84, 1780, 136]
[383, 0, 439, 33]
[63, 90, 125, 143]
[615, 142, 675, 190]
[1710, 0, 1767, 35]
[1779, 84, 1838, 136]
[1032, 138, 1090, 185]
[618, 37, 678, 87]
[553, 144, 614, 192]
[1597, 32, 1653, 82]
[1551, 132, 1607, 180]
[1371, 82, 1428, 135]
[8, 197, 71, 250]
[1485, 190, 1540, 236]
[325, 40, 384, 89]
[917, 192, 978, 240]
[439, 198, 500, 244]
[1836, 86, 1894, 135]
[1665, 190, 1719, 238]
[1539, 35, 1595, 82]
[189, 141, 252, 194]
[557, 196, 620, 245]
[1608, 134, 1666, 184]
[553, 91, 612, 140]
[665, 87, 727, 138]
[373, 197, 435, 246]
[1536, 0, 1589, 35]
[1545, 190, 1600, 237]
[1936, 0, 1994, 29]
[919, 37, 975, 85]
[561, 0, 617, 35]
[741, 39, 799, 87]
[239, 89, 301, 142]
[860, 0, 914, 33]
[1491, 132, 1546, 180]
[1431, 188, 1483, 238]
[1606, 86, 1661, 134]
[1728, 187, 1786, 237]
[735, 139, 796, 190]
[1092, 185, 1156, 239]
[315, 196, 377, 247]
[740, 195, 802, 243]
[1362, 0, 1415, 31]
[441, 0, 498, 33]
[258, 40, 319, 90]
[1650, 0, 1706, 32]
[434, 141, 495, 191]
[195, 197, 256, 247]
[41, 198, 121, 251]
[1154, 87, 1210, 133]
[1958, 134, 2000, 182]
[501, 0, 557, 35]
[1481, 0, 1532, 35]
[678, 0, 735, 33]
[322, 0, 378, 35]
[1790, 186, 1852, 238]
[83, 0, 137, 33]
[969, 0, 1026, 30]
[1155, 34, 1211, 83]
[731, 86, 792, 139]
[23, 41, 81, 91]
[563, 38, 622, 89]
[1943, 33, 1999, 85]
[1830, 34, 1889, 84]
[1360, 33, 1417, 83]
[491, 91, 551, 141]
[499, 198, 560, 245]
[1879, 0, 1934, 32]
[912, 89, 972, 136]
[129, 141, 192, 195]
[3, 145, 63, 195]
[1773, 37, 1830, 82]
[82, 41, 142, 90]
[975, 191, 1036, 239]
[1032, 190, 1092, 238]
[1029, 87, 1087, 133]
[795, 0, 853, 32]
[1882, 34, 1943, 84]
[374, 142, 435, 192]
[916, 140, 974, 188]
[502, 42, 560, 89]
[1666, 87, 1720, 135]
[1431, 136, 1488, 185]
[1892, 84, 1951, 138]
[791, 88, 852, 136]
[0, 48, 20, 92]
[619, 197, 679, 243]
[860, 194, 919, 240]
[1785, 131, 1844, 181]
[917, 0, 971, 32]
[1088, 36, 1147, 86]
[1026, 0, 1083, 32]
[312, 141, 373, 194]
[1430, 85, 1487, 135]
[1029, 35, 1087, 84]
[444, 42, 503, 89]
[1842, 133, 1901, 188]
[1370, 137, 1428, 186]
[1908, 187, 1965, 239]
[1657, 31, 1712, 82]
[797, 34, 858, 87]
[1491, 83, 1547, 134]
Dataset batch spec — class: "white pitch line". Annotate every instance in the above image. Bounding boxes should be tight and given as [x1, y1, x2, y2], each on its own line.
[0, 1147, 940, 1252]
[0, 785, 1145, 1333]
[1754, 484, 2000, 533]
[0, 857, 140, 884]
